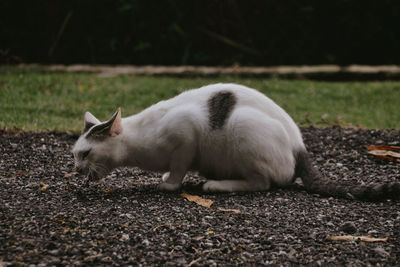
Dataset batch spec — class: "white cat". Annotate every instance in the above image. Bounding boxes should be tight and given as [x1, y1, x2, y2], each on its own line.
[72, 83, 399, 199]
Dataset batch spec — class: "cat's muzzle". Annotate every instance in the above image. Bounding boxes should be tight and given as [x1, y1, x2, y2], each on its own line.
[85, 170, 101, 182]
[75, 166, 99, 184]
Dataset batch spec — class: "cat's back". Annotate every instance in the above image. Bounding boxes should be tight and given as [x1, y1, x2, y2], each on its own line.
[146, 83, 303, 149]
[175, 83, 297, 126]
[169, 83, 268, 107]
[178, 83, 304, 150]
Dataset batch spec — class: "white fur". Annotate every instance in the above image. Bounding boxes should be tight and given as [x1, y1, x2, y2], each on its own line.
[72, 83, 306, 192]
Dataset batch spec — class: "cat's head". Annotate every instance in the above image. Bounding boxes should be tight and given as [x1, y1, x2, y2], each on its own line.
[72, 108, 123, 183]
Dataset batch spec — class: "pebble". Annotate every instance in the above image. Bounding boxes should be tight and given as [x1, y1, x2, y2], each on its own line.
[373, 247, 389, 257]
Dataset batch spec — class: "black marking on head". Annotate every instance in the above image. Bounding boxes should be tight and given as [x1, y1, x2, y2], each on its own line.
[208, 91, 237, 130]
[83, 122, 96, 133]
[85, 122, 110, 139]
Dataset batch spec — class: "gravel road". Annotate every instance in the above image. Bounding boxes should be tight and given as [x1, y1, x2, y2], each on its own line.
[1, 127, 399, 266]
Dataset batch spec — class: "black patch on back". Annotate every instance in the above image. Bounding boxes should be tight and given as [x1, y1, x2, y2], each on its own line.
[208, 91, 237, 130]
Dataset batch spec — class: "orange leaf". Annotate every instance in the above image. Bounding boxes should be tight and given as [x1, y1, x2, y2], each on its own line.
[218, 208, 241, 214]
[367, 145, 400, 163]
[39, 182, 49, 192]
[366, 145, 400, 151]
[180, 193, 213, 208]
[64, 172, 78, 178]
[104, 188, 115, 195]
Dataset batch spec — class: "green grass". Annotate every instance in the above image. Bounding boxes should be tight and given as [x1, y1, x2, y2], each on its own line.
[1, 67, 400, 132]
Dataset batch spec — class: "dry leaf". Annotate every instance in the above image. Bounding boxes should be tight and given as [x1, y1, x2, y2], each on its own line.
[180, 193, 213, 208]
[39, 182, 49, 192]
[367, 145, 400, 163]
[367, 145, 400, 151]
[329, 235, 388, 242]
[13, 170, 28, 177]
[64, 172, 78, 178]
[218, 208, 241, 214]
[188, 258, 201, 267]
[103, 188, 115, 195]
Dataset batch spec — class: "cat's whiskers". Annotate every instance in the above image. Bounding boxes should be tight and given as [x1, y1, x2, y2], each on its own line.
[89, 162, 109, 180]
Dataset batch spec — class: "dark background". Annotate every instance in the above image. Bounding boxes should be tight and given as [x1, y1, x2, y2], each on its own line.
[1, 0, 399, 66]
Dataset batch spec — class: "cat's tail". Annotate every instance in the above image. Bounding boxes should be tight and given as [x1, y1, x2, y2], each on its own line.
[294, 149, 400, 200]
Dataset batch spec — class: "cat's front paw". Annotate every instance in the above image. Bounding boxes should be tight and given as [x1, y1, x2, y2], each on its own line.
[157, 182, 182, 192]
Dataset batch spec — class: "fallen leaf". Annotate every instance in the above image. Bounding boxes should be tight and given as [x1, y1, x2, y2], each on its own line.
[329, 235, 389, 242]
[180, 193, 213, 208]
[13, 170, 28, 177]
[188, 257, 201, 267]
[367, 145, 400, 163]
[54, 217, 66, 224]
[103, 188, 115, 195]
[218, 208, 241, 214]
[71, 228, 88, 232]
[367, 145, 400, 151]
[64, 172, 78, 178]
[39, 182, 49, 192]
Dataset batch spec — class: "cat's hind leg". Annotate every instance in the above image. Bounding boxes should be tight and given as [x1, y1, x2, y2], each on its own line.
[203, 173, 271, 192]
[202, 107, 295, 193]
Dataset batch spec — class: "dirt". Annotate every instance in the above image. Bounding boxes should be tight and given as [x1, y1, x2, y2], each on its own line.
[1, 127, 399, 266]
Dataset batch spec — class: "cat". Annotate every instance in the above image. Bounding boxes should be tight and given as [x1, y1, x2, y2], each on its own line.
[72, 83, 399, 200]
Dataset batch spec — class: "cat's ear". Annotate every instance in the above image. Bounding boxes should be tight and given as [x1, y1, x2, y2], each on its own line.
[109, 108, 123, 137]
[86, 108, 123, 138]
[84, 111, 101, 133]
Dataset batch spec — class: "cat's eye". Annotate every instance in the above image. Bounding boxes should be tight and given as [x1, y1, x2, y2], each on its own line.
[81, 149, 91, 159]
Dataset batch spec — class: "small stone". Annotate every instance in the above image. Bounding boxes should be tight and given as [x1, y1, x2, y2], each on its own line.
[368, 230, 379, 235]
[326, 222, 335, 227]
[49, 249, 59, 255]
[373, 247, 389, 257]
[120, 234, 130, 241]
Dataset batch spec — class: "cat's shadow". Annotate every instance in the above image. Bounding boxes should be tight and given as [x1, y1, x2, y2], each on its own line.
[71, 181, 205, 202]
[71, 180, 305, 202]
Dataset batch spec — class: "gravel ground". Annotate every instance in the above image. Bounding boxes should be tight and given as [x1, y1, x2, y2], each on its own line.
[1, 127, 399, 266]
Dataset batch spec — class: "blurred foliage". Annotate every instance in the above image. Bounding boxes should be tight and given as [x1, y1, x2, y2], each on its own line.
[1, 0, 400, 65]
